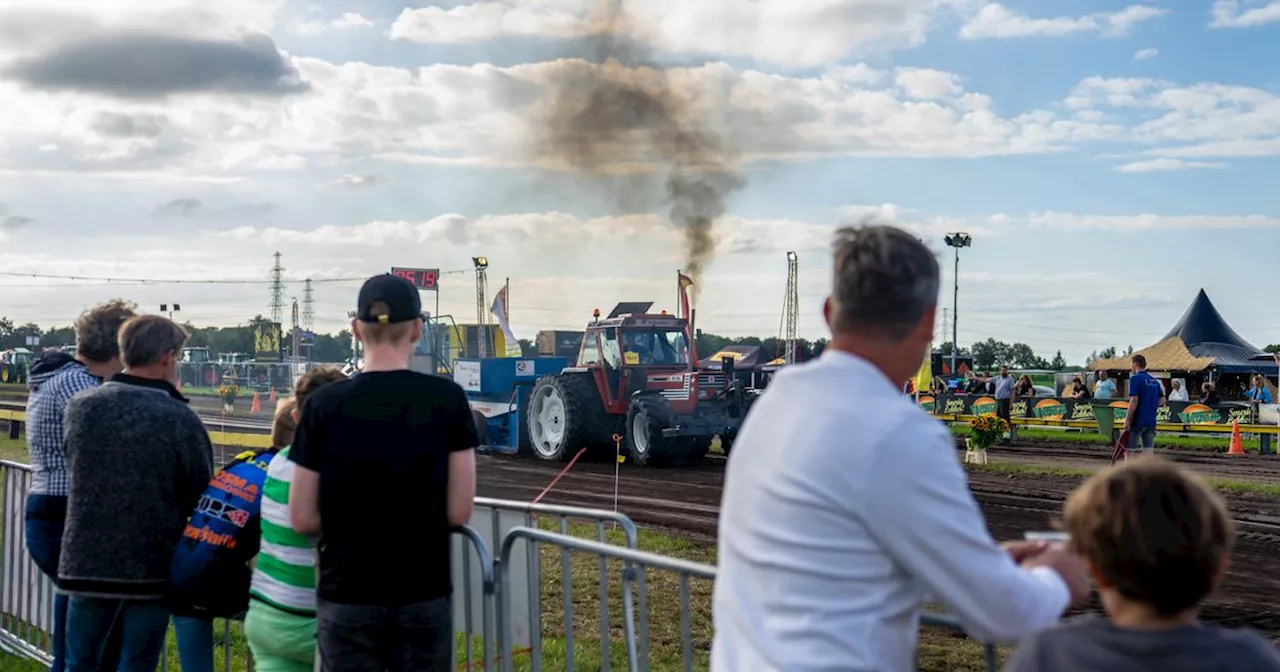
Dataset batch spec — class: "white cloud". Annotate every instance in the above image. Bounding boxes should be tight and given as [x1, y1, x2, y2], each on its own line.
[297, 12, 374, 35]
[895, 67, 963, 100]
[1133, 47, 1158, 60]
[1019, 212, 1280, 231]
[824, 63, 886, 86]
[0, 57, 1124, 181]
[323, 173, 390, 188]
[1209, 0, 1280, 28]
[1114, 158, 1228, 172]
[959, 3, 1167, 39]
[390, 0, 952, 69]
[1064, 76, 1280, 157]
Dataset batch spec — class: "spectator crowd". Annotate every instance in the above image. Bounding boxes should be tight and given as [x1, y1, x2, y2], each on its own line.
[11, 231, 1280, 672]
[23, 273, 477, 672]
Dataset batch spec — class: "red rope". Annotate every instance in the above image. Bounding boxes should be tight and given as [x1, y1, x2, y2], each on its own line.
[531, 447, 587, 504]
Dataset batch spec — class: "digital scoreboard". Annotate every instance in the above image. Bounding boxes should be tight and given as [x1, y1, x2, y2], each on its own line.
[391, 267, 439, 291]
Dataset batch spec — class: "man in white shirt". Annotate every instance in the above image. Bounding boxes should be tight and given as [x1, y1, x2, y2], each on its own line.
[711, 226, 1091, 672]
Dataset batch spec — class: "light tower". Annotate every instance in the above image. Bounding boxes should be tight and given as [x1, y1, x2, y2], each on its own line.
[944, 232, 972, 374]
[473, 256, 489, 358]
[783, 251, 799, 364]
[269, 252, 286, 326]
[302, 278, 315, 333]
[290, 297, 300, 363]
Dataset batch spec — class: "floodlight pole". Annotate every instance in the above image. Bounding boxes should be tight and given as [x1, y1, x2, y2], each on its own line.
[944, 233, 972, 374]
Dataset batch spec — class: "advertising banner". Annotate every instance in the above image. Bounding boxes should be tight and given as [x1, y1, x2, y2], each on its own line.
[916, 393, 1256, 426]
[253, 323, 283, 363]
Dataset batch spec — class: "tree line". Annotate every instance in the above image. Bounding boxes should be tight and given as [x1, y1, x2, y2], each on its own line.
[3, 314, 1274, 369]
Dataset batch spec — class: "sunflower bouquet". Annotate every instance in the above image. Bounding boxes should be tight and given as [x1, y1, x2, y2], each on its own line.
[968, 415, 1009, 451]
[218, 382, 240, 405]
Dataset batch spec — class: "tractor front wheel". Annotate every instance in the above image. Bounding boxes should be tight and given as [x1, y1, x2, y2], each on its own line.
[626, 396, 691, 467]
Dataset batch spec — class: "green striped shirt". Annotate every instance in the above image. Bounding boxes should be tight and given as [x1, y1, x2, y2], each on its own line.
[249, 446, 318, 615]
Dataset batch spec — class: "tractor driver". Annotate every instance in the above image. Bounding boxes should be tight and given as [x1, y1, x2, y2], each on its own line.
[625, 332, 653, 365]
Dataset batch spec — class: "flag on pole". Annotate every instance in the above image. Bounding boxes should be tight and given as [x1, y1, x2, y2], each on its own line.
[914, 349, 933, 394]
[677, 271, 694, 321]
[489, 284, 522, 358]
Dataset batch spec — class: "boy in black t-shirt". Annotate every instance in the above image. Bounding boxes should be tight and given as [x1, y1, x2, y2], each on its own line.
[288, 274, 478, 671]
[1005, 457, 1280, 672]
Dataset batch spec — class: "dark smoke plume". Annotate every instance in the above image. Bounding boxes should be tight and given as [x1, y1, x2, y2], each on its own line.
[534, 0, 745, 291]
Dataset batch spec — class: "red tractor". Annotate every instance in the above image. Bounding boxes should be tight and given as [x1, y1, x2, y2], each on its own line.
[526, 302, 751, 466]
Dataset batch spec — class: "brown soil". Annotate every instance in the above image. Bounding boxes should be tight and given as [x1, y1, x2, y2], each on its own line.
[476, 446, 1280, 637]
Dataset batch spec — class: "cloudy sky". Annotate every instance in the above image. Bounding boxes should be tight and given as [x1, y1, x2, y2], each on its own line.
[1, 0, 1278, 364]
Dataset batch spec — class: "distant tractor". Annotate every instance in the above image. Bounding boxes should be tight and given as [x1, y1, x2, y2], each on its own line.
[527, 302, 752, 467]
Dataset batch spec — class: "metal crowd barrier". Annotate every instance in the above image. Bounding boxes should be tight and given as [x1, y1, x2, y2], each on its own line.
[0, 461, 998, 671]
[496, 526, 717, 672]
[472, 497, 650, 668]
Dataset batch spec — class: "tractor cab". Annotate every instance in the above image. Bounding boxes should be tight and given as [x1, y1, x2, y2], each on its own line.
[574, 302, 700, 416]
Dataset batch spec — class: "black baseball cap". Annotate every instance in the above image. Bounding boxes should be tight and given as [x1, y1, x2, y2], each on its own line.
[356, 274, 422, 324]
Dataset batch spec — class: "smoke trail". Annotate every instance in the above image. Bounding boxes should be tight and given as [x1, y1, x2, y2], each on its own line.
[534, 0, 745, 290]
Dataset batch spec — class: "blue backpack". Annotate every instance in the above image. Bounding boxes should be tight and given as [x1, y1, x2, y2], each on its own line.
[170, 449, 276, 618]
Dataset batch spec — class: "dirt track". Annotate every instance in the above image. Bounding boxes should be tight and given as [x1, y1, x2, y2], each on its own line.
[477, 443, 1280, 638]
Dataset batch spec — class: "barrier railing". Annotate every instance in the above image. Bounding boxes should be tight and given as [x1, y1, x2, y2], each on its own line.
[472, 497, 649, 669]
[496, 526, 717, 672]
[0, 462, 1000, 672]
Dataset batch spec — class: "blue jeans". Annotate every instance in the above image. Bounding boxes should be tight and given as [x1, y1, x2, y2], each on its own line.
[174, 615, 214, 672]
[64, 597, 169, 672]
[24, 494, 68, 672]
[1130, 427, 1157, 454]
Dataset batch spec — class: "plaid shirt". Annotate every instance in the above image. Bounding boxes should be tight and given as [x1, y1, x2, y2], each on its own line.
[27, 364, 101, 496]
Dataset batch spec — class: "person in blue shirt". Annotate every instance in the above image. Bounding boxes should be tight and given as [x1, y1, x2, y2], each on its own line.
[168, 413, 283, 672]
[1123, 354, 1166, 459]
[1246, 376, 1274, 404]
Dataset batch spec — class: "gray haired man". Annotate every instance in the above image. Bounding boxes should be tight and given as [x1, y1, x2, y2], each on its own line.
[711, 226, 1090, 671]
[24, 299, 136, 672]
[59, 315, 212, 672]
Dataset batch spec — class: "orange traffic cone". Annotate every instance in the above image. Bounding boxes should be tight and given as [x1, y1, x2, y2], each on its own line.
[1228, 420, 1245, 456]
[250, 391, 261, 414]
[269, 387, 277, 403]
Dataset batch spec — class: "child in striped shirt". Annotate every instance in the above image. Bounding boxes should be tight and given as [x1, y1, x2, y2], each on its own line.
[244, 366, 347, 672]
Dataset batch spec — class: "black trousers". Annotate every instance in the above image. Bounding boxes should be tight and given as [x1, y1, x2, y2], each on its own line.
[316, 596, 452, 672]
[996, 398, 1012, 422]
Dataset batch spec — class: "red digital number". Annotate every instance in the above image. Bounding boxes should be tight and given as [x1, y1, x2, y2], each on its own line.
[391, 268, 438, 290]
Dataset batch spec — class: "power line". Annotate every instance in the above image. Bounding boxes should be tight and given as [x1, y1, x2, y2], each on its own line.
[0, 268, 472, 286]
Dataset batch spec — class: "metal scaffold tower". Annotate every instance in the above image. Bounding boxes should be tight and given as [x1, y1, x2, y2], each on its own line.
[783, 251, 799, 364]
[302, 278, 315, 333]
[473, 257, 490, 359]
[269, 252, 286, 326]
[290, 297, 300, 362]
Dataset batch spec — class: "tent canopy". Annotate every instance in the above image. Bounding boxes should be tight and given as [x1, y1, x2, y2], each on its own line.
[1091, 289, 1276, 373]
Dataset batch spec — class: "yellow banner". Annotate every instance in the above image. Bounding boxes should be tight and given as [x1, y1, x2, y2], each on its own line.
[914, 352, 932, 392]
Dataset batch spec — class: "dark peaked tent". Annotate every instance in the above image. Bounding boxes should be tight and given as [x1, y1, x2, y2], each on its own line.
[1163, 289, 1272, 372]
[700, 345, 769, 370]
[1091, 289, 1277, 373]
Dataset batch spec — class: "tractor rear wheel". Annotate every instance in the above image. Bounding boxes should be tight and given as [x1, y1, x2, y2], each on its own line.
[527, 374, 608, 461]
[626, 396, 692, 467]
